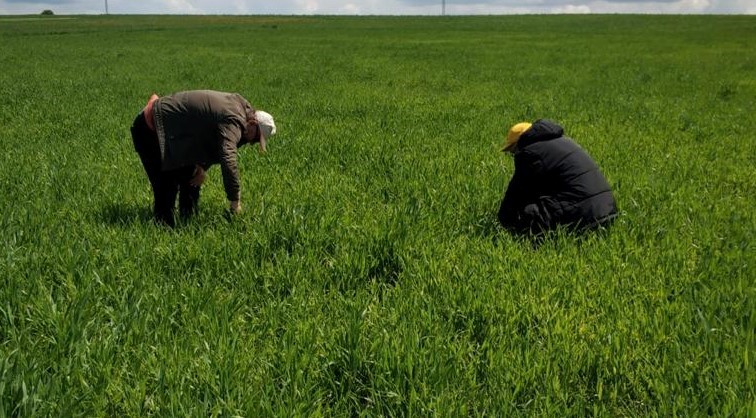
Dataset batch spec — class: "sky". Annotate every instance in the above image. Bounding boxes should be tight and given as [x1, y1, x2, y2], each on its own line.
[0, 0, 754, 15]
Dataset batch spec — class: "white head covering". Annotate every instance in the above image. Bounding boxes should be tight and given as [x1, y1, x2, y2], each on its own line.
[255, 110, 276, 140]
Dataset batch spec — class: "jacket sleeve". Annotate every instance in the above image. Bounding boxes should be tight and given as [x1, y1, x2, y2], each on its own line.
[217, 122, 243, 202]
[498, 151, 542, 232]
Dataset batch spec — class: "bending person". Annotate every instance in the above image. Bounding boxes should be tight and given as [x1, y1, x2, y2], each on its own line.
[130, 90, 276, 226]
[498, 119, 617, 234]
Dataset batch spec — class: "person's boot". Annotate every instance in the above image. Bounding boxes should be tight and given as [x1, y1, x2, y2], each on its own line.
[154, 207, 175, 228]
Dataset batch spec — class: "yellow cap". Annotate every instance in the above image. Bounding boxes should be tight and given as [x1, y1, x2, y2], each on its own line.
[503, 122, 532, 152]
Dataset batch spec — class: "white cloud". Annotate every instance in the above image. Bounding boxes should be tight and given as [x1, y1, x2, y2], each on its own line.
[301, 0, 320, 13]
[341, 2, 361, 13]
[553, 4, 592, 12]
[165, 0, 200, 13]
[231, 0, 249, 13]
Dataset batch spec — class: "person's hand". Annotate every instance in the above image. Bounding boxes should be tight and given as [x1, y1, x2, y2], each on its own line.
[191, 165, 206, 185]
[229, 200, 242, 214]
[189, 165, 206, 187]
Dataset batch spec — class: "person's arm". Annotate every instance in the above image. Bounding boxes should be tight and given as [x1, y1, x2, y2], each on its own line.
[217, 122, 243, 212]
[498, 151, 541, 233]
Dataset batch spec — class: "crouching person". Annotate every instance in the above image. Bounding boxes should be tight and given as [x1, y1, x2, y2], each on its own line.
[130, 90, 276, 227]
[498, 119, 617, 235]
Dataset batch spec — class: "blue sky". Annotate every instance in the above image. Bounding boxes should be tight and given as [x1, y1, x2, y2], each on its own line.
[1, 0, 754, 15]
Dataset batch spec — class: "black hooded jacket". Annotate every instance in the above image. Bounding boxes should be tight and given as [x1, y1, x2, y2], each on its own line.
[498, 119, 617, 233]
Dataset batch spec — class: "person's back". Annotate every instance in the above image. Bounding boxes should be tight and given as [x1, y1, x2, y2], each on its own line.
[498, 119, 617, 233]
[154, 90, 252, 171]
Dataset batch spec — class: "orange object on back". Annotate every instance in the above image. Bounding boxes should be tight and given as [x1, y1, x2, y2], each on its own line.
[143, 94, 159, 131]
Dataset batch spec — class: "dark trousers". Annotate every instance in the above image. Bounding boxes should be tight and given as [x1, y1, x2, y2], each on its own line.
[130, 112, 200, 227]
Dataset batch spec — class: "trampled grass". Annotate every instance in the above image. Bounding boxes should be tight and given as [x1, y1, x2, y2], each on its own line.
[0, 14, 754, 416]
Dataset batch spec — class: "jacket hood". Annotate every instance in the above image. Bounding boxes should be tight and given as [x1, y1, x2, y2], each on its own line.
[518, 119, 564, 147]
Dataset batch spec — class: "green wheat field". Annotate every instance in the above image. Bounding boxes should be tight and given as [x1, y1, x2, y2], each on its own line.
[0, 14, 754, 416]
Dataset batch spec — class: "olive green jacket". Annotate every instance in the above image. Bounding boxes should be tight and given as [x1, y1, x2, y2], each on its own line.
[153, 90, 253, 201]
